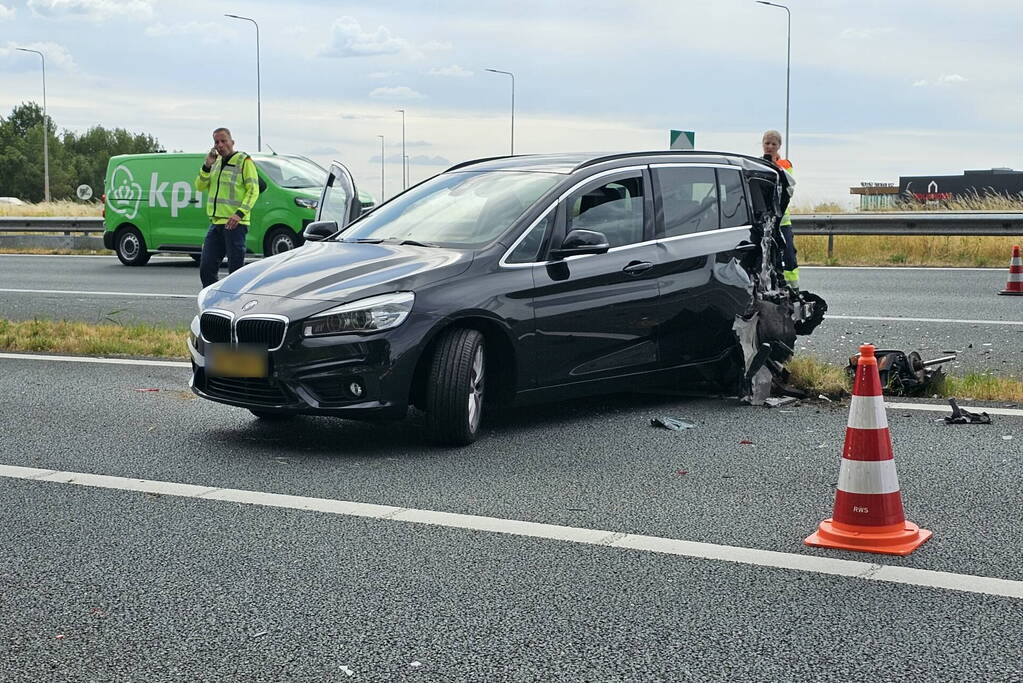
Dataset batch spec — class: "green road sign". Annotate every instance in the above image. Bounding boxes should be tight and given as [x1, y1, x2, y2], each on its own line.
[669, 130, 695, 150]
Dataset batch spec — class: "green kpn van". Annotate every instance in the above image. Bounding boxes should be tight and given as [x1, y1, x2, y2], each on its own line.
[102, 152, 375, 266]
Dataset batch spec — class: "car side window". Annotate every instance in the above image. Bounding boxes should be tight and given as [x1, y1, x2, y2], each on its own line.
[718, 168, 750, 228]
[654, 167, 718, 236]
[567, 175, 645, 248]
[506, 211, 554, 263]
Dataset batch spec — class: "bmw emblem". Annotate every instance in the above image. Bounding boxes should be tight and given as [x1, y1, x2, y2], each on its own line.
[241, 300, 258, 312]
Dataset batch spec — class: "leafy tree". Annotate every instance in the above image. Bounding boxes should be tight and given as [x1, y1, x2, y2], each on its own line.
[0, 102, 161, 202]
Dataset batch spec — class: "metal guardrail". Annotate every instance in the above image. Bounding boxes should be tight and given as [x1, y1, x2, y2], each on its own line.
[0, 216, 104, 232]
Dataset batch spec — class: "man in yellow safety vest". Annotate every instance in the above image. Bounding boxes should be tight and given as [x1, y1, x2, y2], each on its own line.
[761, 129, 799, 291]
[195, 127, 260, 287]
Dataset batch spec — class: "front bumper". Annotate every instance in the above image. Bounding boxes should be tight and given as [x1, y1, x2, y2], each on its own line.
[187, 314, 422, 420]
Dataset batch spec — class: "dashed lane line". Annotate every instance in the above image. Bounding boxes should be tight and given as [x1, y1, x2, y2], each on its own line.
[1, 463, 1021, 600]
[827, 314, 1023, 326]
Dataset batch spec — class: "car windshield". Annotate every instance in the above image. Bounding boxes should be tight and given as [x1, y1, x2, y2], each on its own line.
[254, 156, 327, 189]
[337, 171, 560, 248]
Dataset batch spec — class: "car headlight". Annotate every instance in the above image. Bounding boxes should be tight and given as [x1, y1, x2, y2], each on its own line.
[303, 292, 414, 337]
[197, 284, 216, 311]
[294, 197, 318, 210]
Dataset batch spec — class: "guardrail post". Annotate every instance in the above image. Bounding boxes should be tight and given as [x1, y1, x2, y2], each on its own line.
[827, 231, 834, 260]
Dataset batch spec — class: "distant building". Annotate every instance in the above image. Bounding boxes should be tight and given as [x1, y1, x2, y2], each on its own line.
[851, 168, 1023, 210]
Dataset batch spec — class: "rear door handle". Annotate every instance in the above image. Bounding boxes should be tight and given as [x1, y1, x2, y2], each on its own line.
[622, 260, 654, 275]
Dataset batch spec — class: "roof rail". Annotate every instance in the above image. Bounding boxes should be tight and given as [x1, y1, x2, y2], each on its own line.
[572, 149, 775, 173]
[443, 155, 522, 173]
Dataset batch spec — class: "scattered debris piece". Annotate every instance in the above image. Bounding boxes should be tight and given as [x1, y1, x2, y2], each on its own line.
[409, 661, 423, 669]
[1004, 435, 1014, 441]
[739, 440, 754, 445]
[251, 631, 268, 638]
[133, 388, 160, 392]
[817, 394, 833, 403]
[55, 634, 65, 640]
[944, 398, 992, 425]
[847, 349, 954, 396]
[568, 507, 588, 512]
[676, 469, 688, 476]
[764, 396, 798, 408]
[339, 665, 355, 677]
[650, 416, 697, 431]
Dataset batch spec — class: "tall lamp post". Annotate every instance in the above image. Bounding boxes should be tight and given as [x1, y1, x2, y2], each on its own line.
[484, 68, 515, 156]
[225, 13, 261, 152]
[16, 47, 49, 202]
[395, 109, 406, 190]
[377, 134, 385, 202]
[755, 1, 791, 158]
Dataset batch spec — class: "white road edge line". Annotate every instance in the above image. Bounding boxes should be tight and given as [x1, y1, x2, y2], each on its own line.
[802, 266, 1000, 272]
[0, 288, 192, 299]
[1, 463, 1020, 600]
[827, 314, 1023, 326]
[0, 352, 189, 368]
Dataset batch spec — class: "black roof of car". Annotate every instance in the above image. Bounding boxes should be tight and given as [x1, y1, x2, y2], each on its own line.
[446, 151, 777, 175]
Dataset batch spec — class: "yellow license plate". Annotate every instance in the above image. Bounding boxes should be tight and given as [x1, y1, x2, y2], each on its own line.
[208, 344, 268, 378]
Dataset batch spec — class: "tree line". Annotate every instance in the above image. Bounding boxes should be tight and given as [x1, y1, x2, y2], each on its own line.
[0, 102, 161, 203]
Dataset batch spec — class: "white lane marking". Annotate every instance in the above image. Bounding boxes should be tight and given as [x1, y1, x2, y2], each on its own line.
[887, 402, 1023, 417]
[827, 314, 1023, 326]
[0, 254, 185, 260]
[802, 266, 1001, 272]
[848, 394, 889, 430]
[838, 458, 900, 495]
[0, 287, 192, 299]
[0, 352, 189, 368]
[1, 464, 1021, 600]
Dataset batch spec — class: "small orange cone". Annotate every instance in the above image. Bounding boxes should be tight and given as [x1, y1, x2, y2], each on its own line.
[805, 344, 932, 556]
[999, 245, 1023, 296]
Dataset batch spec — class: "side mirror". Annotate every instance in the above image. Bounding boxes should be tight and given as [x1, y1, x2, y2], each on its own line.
[550, 229, 610, 260]
[258, 177, 268, 193]
[302, 220, 339, 242]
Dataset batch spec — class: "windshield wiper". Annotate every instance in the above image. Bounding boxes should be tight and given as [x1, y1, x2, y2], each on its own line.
[340, 237, 384, 244]
[396, 239, 438, 248]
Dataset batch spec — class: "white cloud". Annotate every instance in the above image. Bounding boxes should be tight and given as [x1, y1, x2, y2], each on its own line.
[913, 73, 967, 88]
[422, 40, 453, 52]
[840, 27, 894, 40]
[27, 0, 154, 21]
[428, 65, 473, 78]
[0, 41, 77, 71]
[321, 16, 412, 58]
[369, 86, 425, 100]
[0, 4, 16, 20]
[368, 71, 397, 80]
[145, 22, 231, 43]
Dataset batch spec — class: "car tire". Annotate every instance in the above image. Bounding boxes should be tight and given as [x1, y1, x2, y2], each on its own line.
[263, 226, 300, 257]
[249, 409, 294, 421]
[425, 328, 485, 446]
[115, 226, 151, 266]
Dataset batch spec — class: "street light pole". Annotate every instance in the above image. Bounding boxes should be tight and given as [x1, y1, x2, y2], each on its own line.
[225, 13, 261, 152]
[377, 134, 385, 202]
[16, 48, 49, 202]
[395, 109, 406, 190]
[485, 68, 515, 155]
[755, 1, 791, 158]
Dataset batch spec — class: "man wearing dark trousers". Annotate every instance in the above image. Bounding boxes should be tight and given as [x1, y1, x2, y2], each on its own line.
[195, 127, 260, 287]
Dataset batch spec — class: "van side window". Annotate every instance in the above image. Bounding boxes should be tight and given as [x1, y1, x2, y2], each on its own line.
[567, 174, 644, 248]
[718, 168, 750, 228]
[654, 167, 718, 237]
[507, 211, 554, 263]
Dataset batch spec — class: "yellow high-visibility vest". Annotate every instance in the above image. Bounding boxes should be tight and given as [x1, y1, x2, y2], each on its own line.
[195, 151, 260, 225]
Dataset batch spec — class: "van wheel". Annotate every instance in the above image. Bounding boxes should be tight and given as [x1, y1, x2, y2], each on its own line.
[425, 328, 485, 446]
[115, 226, 151, 266]
[263, 226, 300, 256]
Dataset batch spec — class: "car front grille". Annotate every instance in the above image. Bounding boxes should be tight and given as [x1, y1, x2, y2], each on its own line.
[237, 318, 287, 349]
[200, 312, 231, 343]
[202, 373, 291, 406]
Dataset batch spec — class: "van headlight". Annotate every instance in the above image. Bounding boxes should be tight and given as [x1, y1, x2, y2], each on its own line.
[295, 197, 318, 209]
[303, 292, 414, 337]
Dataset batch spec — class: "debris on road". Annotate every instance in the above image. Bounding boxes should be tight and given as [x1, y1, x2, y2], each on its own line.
[764, 396, 799, 408]
[339, 665, 355, 677]
[650, 416, 697, 431]
[738, 439, 754, 445]
[846, 349, 955, 396]
[132, 388, 160, 392]
[944, 398, 992, 425]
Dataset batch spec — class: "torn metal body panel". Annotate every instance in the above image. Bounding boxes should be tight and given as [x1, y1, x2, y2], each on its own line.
[845, 349, 955, 396]
[731, 156, 828, 404]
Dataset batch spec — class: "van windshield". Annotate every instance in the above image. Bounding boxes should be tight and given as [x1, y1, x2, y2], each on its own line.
[338, 171, 560, 248]
[254, 156, 327, 189]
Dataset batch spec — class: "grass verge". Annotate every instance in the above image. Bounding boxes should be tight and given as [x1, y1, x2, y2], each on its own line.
[0, 200, 102, 217]
[797, 235, 1020, 267]
[0, 319, 188, 359]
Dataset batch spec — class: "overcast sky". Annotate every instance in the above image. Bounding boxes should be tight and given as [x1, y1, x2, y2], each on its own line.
[2, 0, 1021, 205]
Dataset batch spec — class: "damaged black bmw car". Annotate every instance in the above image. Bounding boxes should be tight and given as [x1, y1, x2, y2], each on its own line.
[188, 151, 826, 445]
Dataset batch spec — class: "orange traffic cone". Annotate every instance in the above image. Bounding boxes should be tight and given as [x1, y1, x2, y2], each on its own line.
[998, 245, 1023, 296]
[805, 344, 932, 556]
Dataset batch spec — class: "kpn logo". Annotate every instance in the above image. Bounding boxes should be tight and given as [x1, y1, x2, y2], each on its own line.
[107, 165, 143, 219]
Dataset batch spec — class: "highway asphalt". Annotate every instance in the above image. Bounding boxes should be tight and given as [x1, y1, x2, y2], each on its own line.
[1, 356, 1021, 680]
[0, 254, 1020, 378]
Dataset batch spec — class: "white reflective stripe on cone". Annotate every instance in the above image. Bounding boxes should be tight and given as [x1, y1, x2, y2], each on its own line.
[847, 394, 889, 430]
[837, 458, 901, 495]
